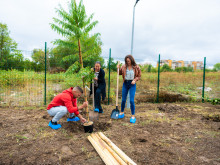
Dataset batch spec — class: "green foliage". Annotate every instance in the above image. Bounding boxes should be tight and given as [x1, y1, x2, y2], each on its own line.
[65, 61, 80, 74]
[175, 67, 193, 72]
[77, 67, 94, 84]
[161, 64, 172, 72]
[206, 98, 220, 105]
[140, 64, 153, 72]
[0, 70, 44, 87]
[106, 57, 117, 71]
[50, 0, 101, 69]
[151, 67, 157, 73]
[0, 22, 26, 71]
[205, 68, 215, 72]
[213, 63, 220, 71]
[31, 49, 45, 71]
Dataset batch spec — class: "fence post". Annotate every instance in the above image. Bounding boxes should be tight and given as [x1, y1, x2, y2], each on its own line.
[44, 42, 47, 105]
[202, 57, 206, 103]
[108, 48, 111, 105]
[156, 54, 161, 103]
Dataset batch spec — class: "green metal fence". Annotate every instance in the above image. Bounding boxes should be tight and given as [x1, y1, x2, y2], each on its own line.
[0, 46, 219, 107]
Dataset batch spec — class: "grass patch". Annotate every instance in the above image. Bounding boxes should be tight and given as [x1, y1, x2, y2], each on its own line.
[175, 117, 191, 121]
[201, 130, 220, 138]
[15, 135, 28, 140]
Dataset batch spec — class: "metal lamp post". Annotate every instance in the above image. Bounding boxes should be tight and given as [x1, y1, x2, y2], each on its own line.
[131, 0, 140, 55]
[127, 0, 140, 108]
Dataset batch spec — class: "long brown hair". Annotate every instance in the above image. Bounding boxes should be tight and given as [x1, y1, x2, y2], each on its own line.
[125, 55, 137, 66]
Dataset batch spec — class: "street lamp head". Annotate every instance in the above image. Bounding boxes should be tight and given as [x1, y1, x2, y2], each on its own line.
[134, 0, 140, 7]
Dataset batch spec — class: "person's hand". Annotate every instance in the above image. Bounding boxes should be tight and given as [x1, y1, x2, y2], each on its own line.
[94, 77, 98, 81]
[131, 80, 136, 85]
[77, 114, 87, 123]
[82, 101, 88, 108]
[80, 117, 87, 123]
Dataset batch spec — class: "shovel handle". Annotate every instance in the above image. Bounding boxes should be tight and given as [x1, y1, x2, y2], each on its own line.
[92, 82, 95, 109]
[116, 61, 120, 106]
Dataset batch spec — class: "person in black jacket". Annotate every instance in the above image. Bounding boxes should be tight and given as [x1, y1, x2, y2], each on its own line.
[90, 61, 106, 113]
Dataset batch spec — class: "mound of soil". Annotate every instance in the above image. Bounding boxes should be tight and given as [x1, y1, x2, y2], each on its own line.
[157, 104, 187, 113]
[203, 114, 220, 122]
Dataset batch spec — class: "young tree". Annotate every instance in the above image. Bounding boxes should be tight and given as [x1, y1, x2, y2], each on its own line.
[50, 0, 99, 69]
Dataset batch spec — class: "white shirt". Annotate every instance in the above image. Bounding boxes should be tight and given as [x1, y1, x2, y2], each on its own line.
[125, 68, 134, 80]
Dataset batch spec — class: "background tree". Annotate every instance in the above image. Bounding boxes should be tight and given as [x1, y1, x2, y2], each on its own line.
[213, 63, 220, 71]
[161, 64, 172, 72]
[0, 22, 25, 70]
[31, 49, 45, 71]
[106, 57, 117, 72]
[31, 48, 52, 72]
[50, 0, 100, 69]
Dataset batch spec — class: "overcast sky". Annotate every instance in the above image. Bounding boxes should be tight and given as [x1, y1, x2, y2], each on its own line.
[0, 0, 220, 67]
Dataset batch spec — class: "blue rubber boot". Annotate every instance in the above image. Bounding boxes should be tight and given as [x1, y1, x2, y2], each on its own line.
[118, 113, 125, 119]
[67, 117, 80, 122]
[130, 117, 136, 124]
[94, 108, 99, 112]
[48, 121, 62, 130]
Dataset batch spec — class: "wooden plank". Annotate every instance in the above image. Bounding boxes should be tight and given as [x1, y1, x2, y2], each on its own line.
[94, 133, 127, 165]
[98, 132, 137, 165]
[87, 136, 113, 165]
[91, 134, 120, 165]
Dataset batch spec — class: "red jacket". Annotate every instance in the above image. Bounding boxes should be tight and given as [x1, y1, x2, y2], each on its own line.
[47, 87, 79, 116]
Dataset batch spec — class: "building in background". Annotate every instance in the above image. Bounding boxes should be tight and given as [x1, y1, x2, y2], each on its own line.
[158, 60, 203, 70]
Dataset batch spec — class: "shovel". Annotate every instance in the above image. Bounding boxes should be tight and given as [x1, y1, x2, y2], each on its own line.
[110, 61, 120, 119]
[88, 83, 99, 121]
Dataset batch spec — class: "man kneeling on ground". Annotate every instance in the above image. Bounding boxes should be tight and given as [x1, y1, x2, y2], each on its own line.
[47, 86, 87, 130]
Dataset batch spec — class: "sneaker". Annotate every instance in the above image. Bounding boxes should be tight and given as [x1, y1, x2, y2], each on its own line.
[118, 113, 125, 119]
[48, 120, 62, 130]
[67, 117, 80, 122]
[94, 108, 99, 112]
[130, 117, 136, 124]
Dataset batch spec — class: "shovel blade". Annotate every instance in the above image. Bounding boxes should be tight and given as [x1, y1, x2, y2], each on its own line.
[110, 109, 119, 119]
[89, 111, 99, 121]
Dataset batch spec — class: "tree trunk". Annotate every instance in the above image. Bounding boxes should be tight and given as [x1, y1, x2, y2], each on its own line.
[78, 39, 83, 68]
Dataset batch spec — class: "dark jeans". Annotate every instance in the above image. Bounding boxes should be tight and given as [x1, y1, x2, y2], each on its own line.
[121, 80, 136, 115]
[94, 86, 104, 111]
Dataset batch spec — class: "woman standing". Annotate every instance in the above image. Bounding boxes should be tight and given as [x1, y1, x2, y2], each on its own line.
[90, 61, 106, 113]
[117, 55, 141, 123]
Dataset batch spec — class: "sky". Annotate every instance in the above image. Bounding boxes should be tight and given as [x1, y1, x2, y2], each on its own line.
[0, 0, 220, 67]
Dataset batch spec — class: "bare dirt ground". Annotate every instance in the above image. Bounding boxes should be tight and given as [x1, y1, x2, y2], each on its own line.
[0, 103, 220, 165]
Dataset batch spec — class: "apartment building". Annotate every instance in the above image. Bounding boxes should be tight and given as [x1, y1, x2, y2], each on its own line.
[158, 60, 203, 70]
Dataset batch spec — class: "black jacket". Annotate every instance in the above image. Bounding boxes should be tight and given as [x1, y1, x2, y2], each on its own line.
[90, 68, 106, 100]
